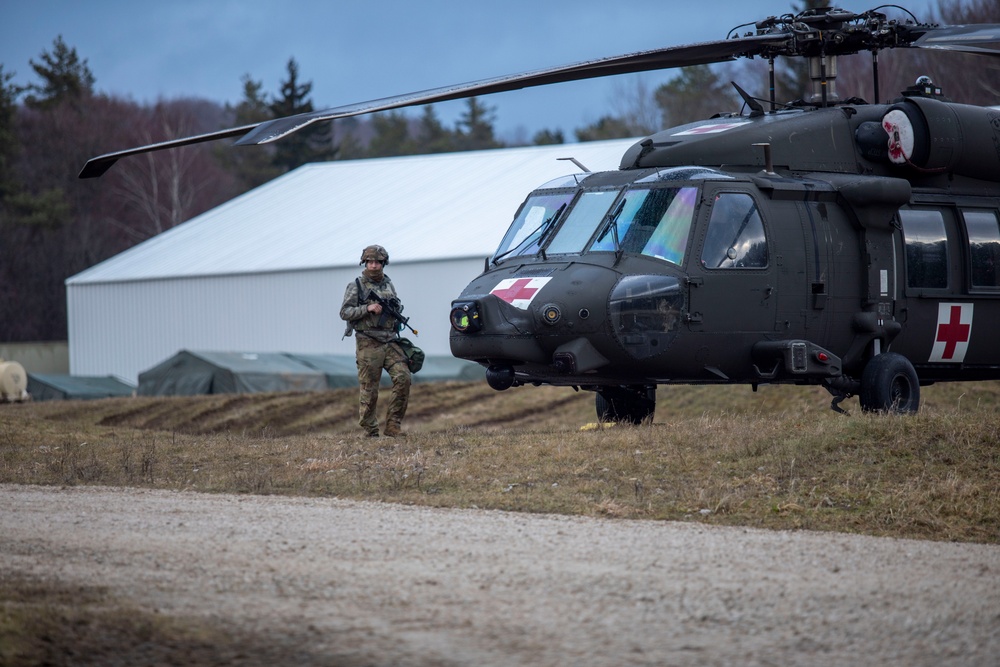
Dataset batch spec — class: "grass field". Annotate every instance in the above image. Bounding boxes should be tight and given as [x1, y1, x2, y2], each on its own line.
[3, 379, 998, 544]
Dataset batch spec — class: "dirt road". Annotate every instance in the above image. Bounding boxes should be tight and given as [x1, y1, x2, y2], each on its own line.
[3, 484, 998, 666]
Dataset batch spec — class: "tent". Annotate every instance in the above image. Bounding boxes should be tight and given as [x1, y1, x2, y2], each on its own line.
[138, 351, 328, 396]
[287, 352, 483, 386]
[139, 350, 487, 396]
[285, 353, 362, 388]
[410, 356, 484, 384]
[27, 374, 135, 401]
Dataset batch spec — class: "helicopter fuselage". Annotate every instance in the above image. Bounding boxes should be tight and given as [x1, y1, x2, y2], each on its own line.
[449, 95, 1000, 415]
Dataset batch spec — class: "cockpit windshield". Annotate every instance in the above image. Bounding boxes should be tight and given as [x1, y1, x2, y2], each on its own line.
[590, 186, 697, 266]
[492, 191, 575, 263]
[492, 181, 698, 267]
[546, 190, 620, 254]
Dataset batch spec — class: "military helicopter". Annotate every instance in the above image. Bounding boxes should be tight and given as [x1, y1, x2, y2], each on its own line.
[81, 6, 1000, 421]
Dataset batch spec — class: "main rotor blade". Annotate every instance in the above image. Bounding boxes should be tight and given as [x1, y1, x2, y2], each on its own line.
[79, 124, 258, 179]
[80, 33, 786, 178]
[80, 17, 1000, 180]
[908, 23, 1000, 56]
[235, 34, 790, 146]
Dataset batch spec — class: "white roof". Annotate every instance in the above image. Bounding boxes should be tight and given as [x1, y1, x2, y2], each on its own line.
[69, 138, 639, 285]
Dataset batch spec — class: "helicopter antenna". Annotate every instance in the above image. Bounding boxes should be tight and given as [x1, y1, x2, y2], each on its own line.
[557, 156, 591, 173]
[731, 82, 765, 117]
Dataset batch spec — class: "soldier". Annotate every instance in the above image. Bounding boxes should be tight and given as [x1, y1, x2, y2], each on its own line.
[340, 245, 411, 437]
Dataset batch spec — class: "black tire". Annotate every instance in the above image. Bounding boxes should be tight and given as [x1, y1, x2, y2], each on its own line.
[859, 353, 920, 414]
[595, 386, 656, 424]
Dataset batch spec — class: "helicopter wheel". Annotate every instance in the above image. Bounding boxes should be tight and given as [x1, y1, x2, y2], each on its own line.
[595, 385, 656, 425]
[859, 353, 920, 414]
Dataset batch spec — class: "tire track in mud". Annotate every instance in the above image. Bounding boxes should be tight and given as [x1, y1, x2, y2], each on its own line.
[81, 382, 591, 437]
[462, 393, 590, 429]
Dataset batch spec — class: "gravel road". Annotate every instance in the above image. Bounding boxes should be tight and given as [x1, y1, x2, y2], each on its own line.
[2, 484, 998, 666]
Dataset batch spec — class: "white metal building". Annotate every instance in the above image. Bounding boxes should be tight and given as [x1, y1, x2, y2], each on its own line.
[67, 138, 639, 383]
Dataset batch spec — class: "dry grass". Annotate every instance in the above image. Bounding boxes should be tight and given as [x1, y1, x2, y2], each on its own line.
[2, 380, 998, 664]
[1, 381, 999, 544]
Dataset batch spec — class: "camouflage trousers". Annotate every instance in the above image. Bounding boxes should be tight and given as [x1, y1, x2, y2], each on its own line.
[355, 334, 411, 435]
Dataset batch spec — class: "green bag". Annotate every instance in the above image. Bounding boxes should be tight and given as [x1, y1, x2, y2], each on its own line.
[395, 337, 424, 373]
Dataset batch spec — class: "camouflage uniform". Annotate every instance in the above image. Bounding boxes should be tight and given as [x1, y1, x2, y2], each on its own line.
[340, 254, 411, 437]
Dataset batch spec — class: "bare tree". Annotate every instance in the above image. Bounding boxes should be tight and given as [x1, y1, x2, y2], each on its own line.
[607, 76, 660, 136]
[110, 100, 238, 241]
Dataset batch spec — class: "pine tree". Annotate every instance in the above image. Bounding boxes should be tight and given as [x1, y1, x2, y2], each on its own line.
[0, 65, 23, 199]
[220, 75, 281, 188]
[532, 129, 564, 145]
[24, 35, 95, 110]
[455, 97, 502, 151]
[367, 111, 414, 157]
[654, 65, 736, 128]
[415, 106, 455, 153]
[574, 116, 633, 142]
[268, 58, 336, 172]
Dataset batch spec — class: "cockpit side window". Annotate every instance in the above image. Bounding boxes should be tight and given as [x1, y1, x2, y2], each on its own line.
[492, 191, 575, 263]
[640, 187, 696, 265]
[701, 192, 768, 269]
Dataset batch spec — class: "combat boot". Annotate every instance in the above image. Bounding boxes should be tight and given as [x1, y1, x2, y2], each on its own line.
[383, 423, 406, 438]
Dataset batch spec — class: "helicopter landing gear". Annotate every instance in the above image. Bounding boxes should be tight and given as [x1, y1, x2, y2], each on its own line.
[595, 385, 656, 425]
[859, 353, 920, 414]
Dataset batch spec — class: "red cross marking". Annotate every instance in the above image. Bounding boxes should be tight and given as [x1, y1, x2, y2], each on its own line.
[686, 124, 732, 134]
[491, 278, 540, 304]
[936, 305, 971, 360]
[673, 123, 739, 136]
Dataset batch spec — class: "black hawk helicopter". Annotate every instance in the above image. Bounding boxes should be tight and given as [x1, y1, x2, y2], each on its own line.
[81, 6, 1000, 420]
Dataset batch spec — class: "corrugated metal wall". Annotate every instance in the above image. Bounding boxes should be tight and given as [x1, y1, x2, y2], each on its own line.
[68, 258, 484, 382]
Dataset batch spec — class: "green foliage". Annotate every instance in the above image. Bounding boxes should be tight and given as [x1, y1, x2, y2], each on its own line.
[416, 106, 456, 153]
[366, 111, 416, 158]
[2, 187, 70, 229]
[532, 128, 565, 145]
[219, 75, 281, 189]
[454, 97, 503, 151]
[574, 116, 634, 142]
[356, 98, 506, 157]
[24, 36, 94, 110]
[0, 65, 23, 198]
[654, 65, 737, 127]
[268, 58, 336, 172]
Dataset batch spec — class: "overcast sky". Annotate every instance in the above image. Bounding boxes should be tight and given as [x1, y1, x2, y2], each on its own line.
[2, 0, 935, 142]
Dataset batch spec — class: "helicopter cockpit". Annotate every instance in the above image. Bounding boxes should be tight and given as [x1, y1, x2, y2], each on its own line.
[450, 165, 766, 390]
[491, 167, 736, 267]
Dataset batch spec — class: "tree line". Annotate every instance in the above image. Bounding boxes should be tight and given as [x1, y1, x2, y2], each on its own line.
[1, 0, 995, 343]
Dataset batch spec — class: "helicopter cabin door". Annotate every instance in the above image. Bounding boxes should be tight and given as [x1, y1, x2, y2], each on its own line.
[893, 203, 1000, 371]
[686, 189, 777, 367]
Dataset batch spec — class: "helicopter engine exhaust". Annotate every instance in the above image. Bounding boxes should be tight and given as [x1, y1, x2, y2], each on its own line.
[857, 96, 1000, 182]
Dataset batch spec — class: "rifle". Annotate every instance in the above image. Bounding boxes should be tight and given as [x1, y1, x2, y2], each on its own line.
[366, 290, 419, 336]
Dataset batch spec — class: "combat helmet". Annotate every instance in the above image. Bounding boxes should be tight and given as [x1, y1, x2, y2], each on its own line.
[360, 244, 389, 265]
